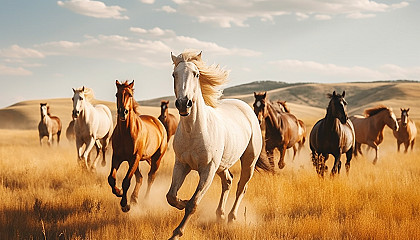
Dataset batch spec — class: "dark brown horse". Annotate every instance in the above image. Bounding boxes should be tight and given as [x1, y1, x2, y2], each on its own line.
[108, 80, 168, 212]
[253, 92, 301, 171]
[309, 91, 355, 177]
[393, 108, 417, 153]
[38, 103, 62, 146]
[158, 100, 178, 141]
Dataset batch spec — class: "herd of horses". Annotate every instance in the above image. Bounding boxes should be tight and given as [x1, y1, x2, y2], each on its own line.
[37, 51, 417, 239]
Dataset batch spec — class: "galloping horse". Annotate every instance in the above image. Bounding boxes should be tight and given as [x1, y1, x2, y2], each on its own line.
[167, 51, 262, 239]
[253, 92, 301, 171]
[277, 100, 307, 159]
[72, 87, 113, 170]
[158, 100, 178, 141]
[309, 91, 355, 177]
[393, 108, 417, 153]
[350, 105, 399, 164]
[38, 103, 62, 146]
[108, 80, 167, 212]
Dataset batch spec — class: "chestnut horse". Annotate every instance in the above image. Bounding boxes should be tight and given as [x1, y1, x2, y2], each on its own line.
[350, 105, 399, 164]
[253, 92, 301, 171]
[38, 103, 62, 146]
[277, 100, 307, 159]
[108, 80, 168, 212]
[309, 91, 355, 177]
[66, 118, 76, 141]
[393, 108, 417, 153]
[158, 100, 178, 141]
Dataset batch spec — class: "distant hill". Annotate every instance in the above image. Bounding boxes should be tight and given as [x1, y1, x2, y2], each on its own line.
[1, 80, 419, 130]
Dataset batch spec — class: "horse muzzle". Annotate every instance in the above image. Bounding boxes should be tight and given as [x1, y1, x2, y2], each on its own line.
[175, 97, 192, 117]
[72, 110, 80, 118]
[117, 108, 129, 121]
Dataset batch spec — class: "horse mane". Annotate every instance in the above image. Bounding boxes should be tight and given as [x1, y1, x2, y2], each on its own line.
[75, 87, 95, 103]
[364, 105, 389, 117]
[47, 106, 51, 116]
[175, 50, 228, 108]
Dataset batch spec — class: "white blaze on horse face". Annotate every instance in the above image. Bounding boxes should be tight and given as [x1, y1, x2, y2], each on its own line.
[173, 61, 199, 102]
[390, 111, 399, 130]
[41, 105, 48, 117]
[256, 101, 261, 108]
[72, 91, 85, 117]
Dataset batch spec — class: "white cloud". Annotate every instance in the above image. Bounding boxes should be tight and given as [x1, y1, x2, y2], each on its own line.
[0, 64, 32, 76]
[161, 5, 176, 13]
[0, 45, 45, 59]
[172, 0, 409, 27]
[34, 29, 260, 68]
[140, 0, 155, 4]
[57, 0, 129, 20]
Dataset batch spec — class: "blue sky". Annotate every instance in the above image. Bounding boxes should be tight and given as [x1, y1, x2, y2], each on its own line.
[0, 0, 418, 108]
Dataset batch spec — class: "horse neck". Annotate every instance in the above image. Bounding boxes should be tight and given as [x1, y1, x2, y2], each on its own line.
[324, 105, 339, 131]
[41, 111, 50, 124]
[369, 111, 387, 132]
[117, 108, 142, 136]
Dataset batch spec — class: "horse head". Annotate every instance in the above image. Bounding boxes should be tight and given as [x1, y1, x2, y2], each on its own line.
[327, 91, 348, 124]
[253, 91, 267, 124]
[40, 103, 48, 118]
[160, 100, 170, 117]
[386, 108, 399, 131]
[72, 87, 86, 118]
[115, 80, 135, 121]
[400, 108, 410, 127]
[171, 52, 201, 116]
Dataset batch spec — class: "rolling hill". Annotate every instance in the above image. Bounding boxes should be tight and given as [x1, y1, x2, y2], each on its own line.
[0, 80, 419, 130]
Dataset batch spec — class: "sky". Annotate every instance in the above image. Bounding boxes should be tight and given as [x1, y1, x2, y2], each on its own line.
[0, 0, 419, 108]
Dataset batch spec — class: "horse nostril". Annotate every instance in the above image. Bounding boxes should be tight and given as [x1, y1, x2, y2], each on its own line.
[186, 99, 192, 108]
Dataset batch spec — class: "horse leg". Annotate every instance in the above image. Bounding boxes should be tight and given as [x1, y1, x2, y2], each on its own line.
[266, 148, 275, 170]
[145, 150, 164, 199]
[101, 138, 109, 167]
[90, 140, 102, 170]
[330, 153, 341, 177]
[345, 148, 353, 174]
[404, 141, 409, 153]
[170, 163, 217, 240]
[48, 132, 53, 146]
[130, 166, 143, 205]
[120, 156, 141, 212]
[107, 154, 123, 197]
[278, 145, 287, 169]
[57, 131, 61, 145]
[397, 140, 401, 152]
[75, 137, 85, 166]
[228, 157, 255, 223]
[216, 169, 233, 221]
[411, 140, 415, 151]
[82, 137, 96, 170]
[292, 144, 297, 161]
[167, 160, 191, 210]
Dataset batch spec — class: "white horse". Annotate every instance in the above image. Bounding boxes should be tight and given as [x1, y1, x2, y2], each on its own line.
[166, 51, 262, 239]
[72, 87, 114, 171]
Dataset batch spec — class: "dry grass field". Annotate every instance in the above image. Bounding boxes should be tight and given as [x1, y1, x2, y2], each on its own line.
[1, 112, 419, 239]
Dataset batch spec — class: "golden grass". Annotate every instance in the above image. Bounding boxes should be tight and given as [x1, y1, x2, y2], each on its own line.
[1, 122, 420, 239]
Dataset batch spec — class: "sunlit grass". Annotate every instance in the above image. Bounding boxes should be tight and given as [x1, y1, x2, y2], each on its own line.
[0, 124, 419, 239]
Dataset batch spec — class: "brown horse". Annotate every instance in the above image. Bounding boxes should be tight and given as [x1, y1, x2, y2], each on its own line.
[65, 118, 76, 141]
[158, 100, 178, 141]
[277, 100, 307, 159]
[108, 80, 168, 212]
[350, 105, 399, 164]
[393, 108, 417, 153]
[309, 91, 355, 177]
[38, 103, 62, 146]
[253, 92, 301, 171]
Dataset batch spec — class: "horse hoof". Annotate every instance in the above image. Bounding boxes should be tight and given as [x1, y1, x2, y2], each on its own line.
[278, 162, 285, 169]
[121, 204, 131, 212]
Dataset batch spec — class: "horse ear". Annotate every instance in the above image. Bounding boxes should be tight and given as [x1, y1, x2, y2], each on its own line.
[72, 88, 76, 93]
[407, 108, 410, 112]
[116, 80, 121, 86]
[254, 92, 257, 97]
[196, 51, 202, 60]
[342, 91, 345, 97]
[128, 80, 134, 88]
[82, 86, 85, 92]
[333, 91, 336, 96]
[171, 52, 177, 64]
[263, 92, 267, 99]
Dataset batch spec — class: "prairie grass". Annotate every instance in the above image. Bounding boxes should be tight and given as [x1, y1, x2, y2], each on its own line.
[0, 124, 419, 239]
